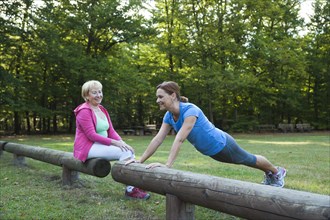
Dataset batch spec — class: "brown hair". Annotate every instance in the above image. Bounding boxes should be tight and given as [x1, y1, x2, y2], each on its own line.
[156, 81, 188, 103]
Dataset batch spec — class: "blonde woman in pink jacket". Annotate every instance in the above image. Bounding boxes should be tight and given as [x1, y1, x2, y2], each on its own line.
[74, 80, 150, 200]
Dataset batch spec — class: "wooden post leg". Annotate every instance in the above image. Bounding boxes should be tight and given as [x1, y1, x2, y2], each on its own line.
[71, 170, 79, 182]
[62, 165, 73, 186]
[166, 194, 195, 220]
[62, 166, 80, 186]
[13, 154, 27, 167]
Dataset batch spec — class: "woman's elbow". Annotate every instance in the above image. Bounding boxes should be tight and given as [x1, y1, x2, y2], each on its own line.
[178, 138, 185, 144]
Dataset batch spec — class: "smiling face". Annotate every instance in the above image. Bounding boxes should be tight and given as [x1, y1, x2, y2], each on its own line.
[87, 86, 103, 107]
[156, 88, 175, 111]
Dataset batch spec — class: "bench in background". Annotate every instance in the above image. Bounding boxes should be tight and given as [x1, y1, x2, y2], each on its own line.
[278, 124, 295, 132]
[122, 124, 158, 136]
[296, 123, 313, 132]
[256, 124, 276, 133]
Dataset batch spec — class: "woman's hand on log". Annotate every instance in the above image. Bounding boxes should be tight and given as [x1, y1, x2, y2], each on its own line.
[145, 162, 167, 169]
[125, 158, 140, 166]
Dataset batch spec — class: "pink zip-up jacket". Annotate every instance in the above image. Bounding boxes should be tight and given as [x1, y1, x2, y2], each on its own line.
[73, 102, 121, 162]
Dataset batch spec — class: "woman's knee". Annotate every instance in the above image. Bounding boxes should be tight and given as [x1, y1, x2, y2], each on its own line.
[119, 151, 134, 161]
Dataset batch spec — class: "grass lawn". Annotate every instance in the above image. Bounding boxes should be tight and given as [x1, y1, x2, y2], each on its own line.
[0, 132, 329, 220]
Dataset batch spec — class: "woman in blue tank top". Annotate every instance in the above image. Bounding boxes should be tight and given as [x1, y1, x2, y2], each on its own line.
[126, 81, 286, 187]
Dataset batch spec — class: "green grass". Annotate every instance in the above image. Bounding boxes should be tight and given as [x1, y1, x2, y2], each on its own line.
[1, 132, 329, 220]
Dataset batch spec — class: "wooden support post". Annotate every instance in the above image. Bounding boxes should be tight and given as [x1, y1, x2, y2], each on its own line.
[62, 165, 73, 186]
[166, 194, 195, 220]
[62, 166, 80, 186]
[13, 154, 27, 167]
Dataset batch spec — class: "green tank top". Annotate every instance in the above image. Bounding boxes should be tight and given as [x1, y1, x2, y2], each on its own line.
[95, 113, 109, 137]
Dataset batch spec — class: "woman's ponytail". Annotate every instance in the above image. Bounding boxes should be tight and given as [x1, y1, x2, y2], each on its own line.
[180, 96, 189, 103]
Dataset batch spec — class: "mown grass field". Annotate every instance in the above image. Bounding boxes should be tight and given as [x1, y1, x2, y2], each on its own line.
[0, 132, 329, 220]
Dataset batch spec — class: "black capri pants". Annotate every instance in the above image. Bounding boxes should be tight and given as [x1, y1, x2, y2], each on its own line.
[210, 132, 257, 167]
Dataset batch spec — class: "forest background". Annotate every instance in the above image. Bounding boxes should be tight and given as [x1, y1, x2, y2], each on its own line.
[1, 0, 329, 135]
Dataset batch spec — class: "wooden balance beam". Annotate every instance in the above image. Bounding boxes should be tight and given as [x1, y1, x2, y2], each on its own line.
[111, 161, 330, 220]
[0, 141, 111, 185]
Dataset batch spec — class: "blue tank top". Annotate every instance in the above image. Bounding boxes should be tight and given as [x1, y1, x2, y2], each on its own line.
[163, 102, 226, 156]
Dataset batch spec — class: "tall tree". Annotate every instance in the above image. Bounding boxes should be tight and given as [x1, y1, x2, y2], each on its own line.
[244, 0, 306, 125]
[1, 0, 329, 134]
[0, 0, 36, 134]
[304, 0, 330, 129]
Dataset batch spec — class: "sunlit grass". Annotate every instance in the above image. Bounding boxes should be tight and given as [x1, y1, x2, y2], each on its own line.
[0, 132, 329, 219]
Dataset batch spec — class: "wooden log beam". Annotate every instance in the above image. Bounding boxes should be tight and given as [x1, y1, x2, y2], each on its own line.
[1, 141, 110, 178]
[0, 141, 6, 156]
[111, 161, 330, 220]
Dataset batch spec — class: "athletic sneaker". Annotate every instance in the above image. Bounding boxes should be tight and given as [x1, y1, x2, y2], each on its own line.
[261, 171, 273, 185]
[125, 187, 150, 200]
[271, 167, 287, 188]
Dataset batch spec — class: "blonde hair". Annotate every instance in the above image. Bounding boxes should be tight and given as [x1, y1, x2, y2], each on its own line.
[81, 80, 103, 101]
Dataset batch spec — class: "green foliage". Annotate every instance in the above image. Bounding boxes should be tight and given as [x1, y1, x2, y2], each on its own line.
[229, 116, 258, 133]
[303, 0, 330, 129]
[0, 0, 329, 134]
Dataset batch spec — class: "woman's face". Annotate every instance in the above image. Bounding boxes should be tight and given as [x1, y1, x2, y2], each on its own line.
[87, 86, 103, 106]
[156, 88, 175, 110]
